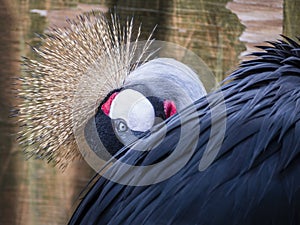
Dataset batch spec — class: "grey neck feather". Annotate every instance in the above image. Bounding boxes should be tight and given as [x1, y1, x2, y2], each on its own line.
[124, 58, 207, 111]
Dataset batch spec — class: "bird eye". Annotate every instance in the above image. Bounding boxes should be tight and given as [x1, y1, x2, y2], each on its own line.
[117, 121, 128, 132]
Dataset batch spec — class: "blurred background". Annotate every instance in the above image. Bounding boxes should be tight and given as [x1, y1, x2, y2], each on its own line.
[0, 0, 299, 224]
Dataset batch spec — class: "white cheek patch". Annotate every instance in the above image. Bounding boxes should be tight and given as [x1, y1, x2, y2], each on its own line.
[109, 89, 155, 132]
[128, 98, 155, 132]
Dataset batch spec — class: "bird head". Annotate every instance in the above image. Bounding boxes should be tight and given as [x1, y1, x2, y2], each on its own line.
[17, 12, 209, 168]
[84, 57, 207, 160]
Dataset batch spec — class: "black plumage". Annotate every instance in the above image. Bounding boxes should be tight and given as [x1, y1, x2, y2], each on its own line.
[69, 38, 300, 225]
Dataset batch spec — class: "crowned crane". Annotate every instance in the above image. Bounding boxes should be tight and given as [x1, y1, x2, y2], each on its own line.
[68, 37, 300, 225]
[17, 12, 300, 225]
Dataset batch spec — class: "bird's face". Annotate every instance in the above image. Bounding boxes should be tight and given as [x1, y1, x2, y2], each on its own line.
[85, 88, 177, 159]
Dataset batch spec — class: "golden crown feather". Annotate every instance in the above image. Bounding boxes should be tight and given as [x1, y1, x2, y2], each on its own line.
[17, 11, 154, 168]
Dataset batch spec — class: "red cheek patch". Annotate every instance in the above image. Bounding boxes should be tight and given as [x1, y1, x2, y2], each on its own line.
[164, 100, 177, 118]
[101, 92, 118, 116]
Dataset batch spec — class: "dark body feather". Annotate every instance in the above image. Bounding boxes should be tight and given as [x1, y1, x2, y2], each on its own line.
[69, 38, 300, 225]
